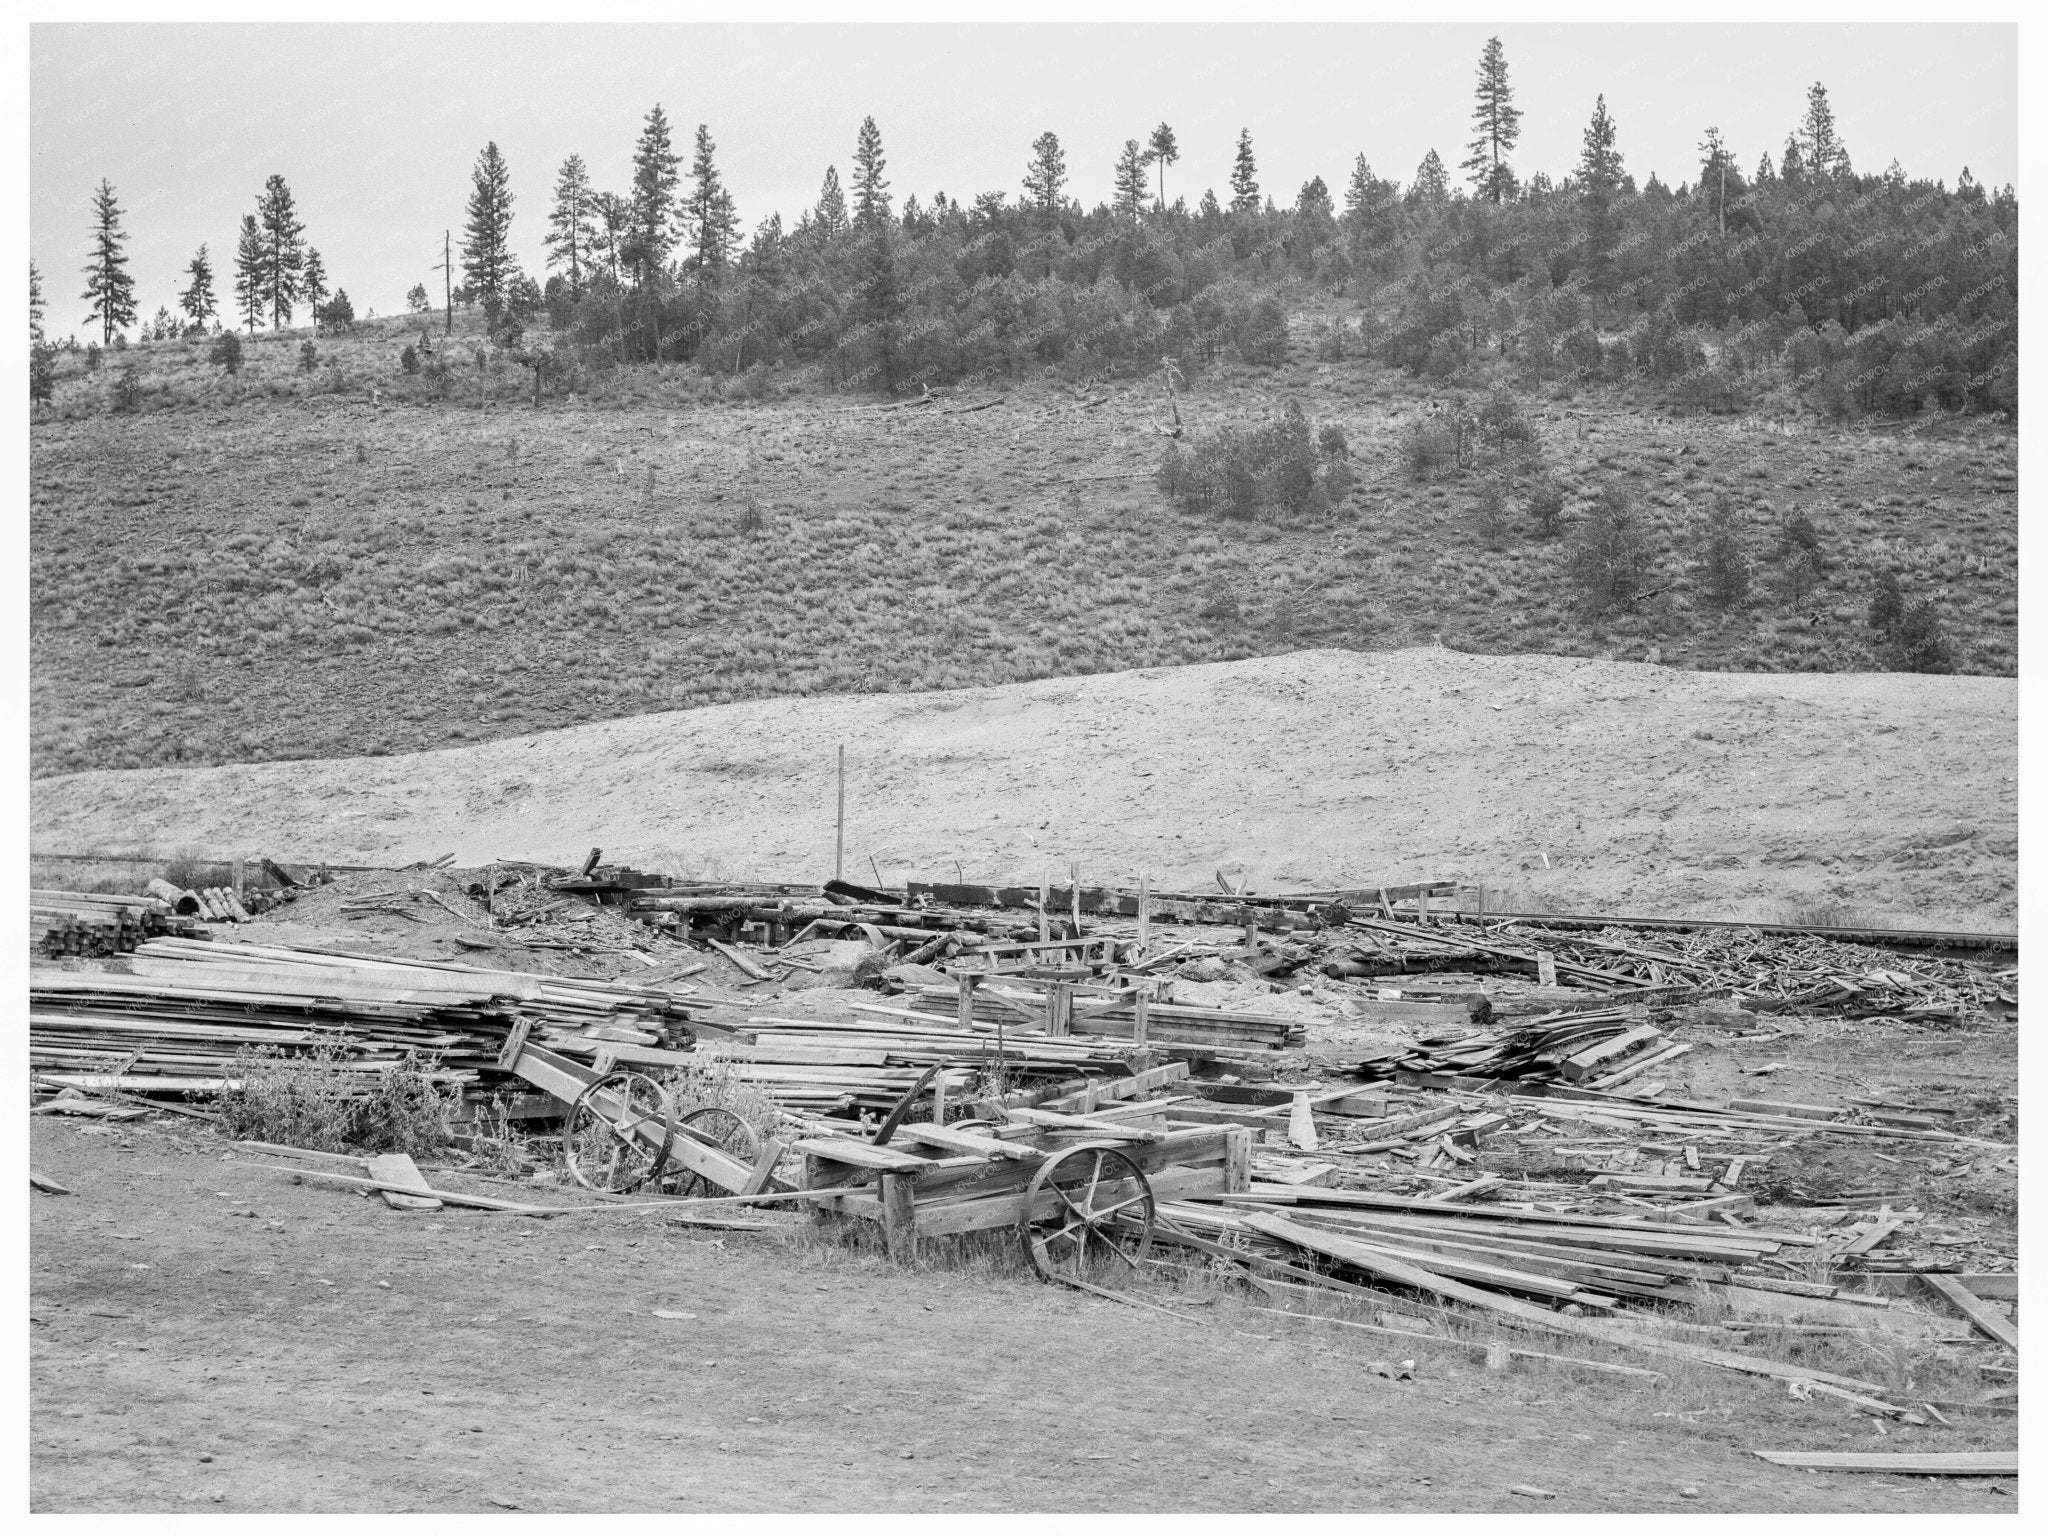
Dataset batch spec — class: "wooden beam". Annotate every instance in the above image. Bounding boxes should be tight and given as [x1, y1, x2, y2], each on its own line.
[1920, 1272, 2019, 1350]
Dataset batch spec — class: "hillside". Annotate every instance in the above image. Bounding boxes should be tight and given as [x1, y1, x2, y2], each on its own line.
[28, 322, 2017, 779]
[31, 649, 2017, 931]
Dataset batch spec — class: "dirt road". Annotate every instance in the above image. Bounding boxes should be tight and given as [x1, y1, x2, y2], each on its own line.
[30, 648, 2016, 929]
[29, 1118, 2014, 1514]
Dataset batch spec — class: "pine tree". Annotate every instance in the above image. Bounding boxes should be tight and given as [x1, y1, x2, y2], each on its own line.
[301, 248, 328, 334]
[1409, 149, 1450, 210]
[233, 214, 265, 333]
[79, 179, 137, 345]
[1754, 150, 1777, 186]
[1779, 134, 1806, 185]
[178, 245, 217, 328]
[1798, 82, 1849, 179]
[814, 166, 849, 237]
[256, 173, 305, 330]
[686, 125, 740, 285]
[592, 191, 631, 282]
[545, 154, 597, 299]
[30, 259, 46, 343]
[1577, 96, 1625, 197]
[1697, 127, 1734, 234]
[1023, 131, 1067, 220]
[1113, 139, 1149, 219]
[1147, 122, 1179, 209]
[1461, 35, 1522, 203]
[1229, 129, 1260, 213]
[461, 142, 517, 317]
[626, 105, 681, 288]
[852, 117, 891, 229]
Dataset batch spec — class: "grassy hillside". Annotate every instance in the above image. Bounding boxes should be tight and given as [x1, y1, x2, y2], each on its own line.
[29, 317, 2017, 777]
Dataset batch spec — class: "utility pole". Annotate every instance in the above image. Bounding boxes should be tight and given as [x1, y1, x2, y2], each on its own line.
[434, 230, 453, 336]
[834, 745, 846, 881]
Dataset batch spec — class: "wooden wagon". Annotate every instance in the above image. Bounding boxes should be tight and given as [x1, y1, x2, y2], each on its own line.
[794, 1101, 1253, 1282]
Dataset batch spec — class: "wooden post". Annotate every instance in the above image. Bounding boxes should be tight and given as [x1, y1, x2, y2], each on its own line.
[1417, 886, 1430, 926]
[1069, 861, 1082, 935]
[1223, 1126, 1252, 1193]
[1537, 952, 1558, 987]
[1132, 983, 1149, 1045]
[1047, 982, 1070, 1037]
[1137, 870, 1150, 955]
[931, 1068, 946, 1126]
[1242, 905, 1257, 948]
[834, 745, 845, 881]
[1038, 876, 1050, 943]
[880, 1173, 917, 1263]
[231, 858, 244, 902]
[955, 971, 979, 1033]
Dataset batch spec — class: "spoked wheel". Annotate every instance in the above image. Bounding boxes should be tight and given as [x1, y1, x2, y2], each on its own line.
[664, 1105, 765, 1197]
[1020, 1142, 1156, 1287]
[563, 1071, 676, 1193]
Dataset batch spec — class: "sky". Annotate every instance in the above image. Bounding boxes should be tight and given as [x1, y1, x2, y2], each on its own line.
[29, 22, 2019, 331]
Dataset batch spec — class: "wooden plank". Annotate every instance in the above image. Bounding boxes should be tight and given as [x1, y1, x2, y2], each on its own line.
[1752, 1451, 2017, 1476]
[1238, 1212, 1888, 1393]
[1920, 1272, 2019, 1350]
[704, 937, 773, 981]
[365, 1152, 444, 1211]
[880, 1173, 918, 1262]
[788, 1137, 936, 1175]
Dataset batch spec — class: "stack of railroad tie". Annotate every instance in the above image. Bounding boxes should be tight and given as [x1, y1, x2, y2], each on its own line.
[31, 889, 206, 958]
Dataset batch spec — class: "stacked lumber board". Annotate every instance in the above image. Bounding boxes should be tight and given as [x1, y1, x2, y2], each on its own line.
[909, 982, 1307, 1051]
[31, 890, 205, 957]
[28, 938, 709, 1095]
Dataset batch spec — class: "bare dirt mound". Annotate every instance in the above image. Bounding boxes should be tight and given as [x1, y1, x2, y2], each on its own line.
[30, 649, 2016, 930]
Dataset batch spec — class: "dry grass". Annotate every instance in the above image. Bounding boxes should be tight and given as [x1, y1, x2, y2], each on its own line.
[217, 1037, 455, 1158]
[30, 313, 2017, 778]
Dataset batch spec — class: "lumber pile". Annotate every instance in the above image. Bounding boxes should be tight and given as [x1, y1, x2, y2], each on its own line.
[27, 937, 708, 1094]
[31, 889, 205, 957]
[1354, 1007, 1686, 1088]
[908, 981, 1307, 1053]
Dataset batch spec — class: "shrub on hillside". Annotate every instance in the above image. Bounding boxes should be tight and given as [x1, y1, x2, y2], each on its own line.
[1401, 415, 1457, 480]
[1885, 595, 1957, 673]
[208, 330, 243, 374]
[1473, 477, 1510, 550]
[111, 366, 142, 414]
[1566, 482, 1655, 612]
[1867, 568, 1905, 633]
[29, 342, 56, 407]
[1157, 400, 1348, 520]
[1695, 493, 1751, 607]
[1525, 475, 1566, 538]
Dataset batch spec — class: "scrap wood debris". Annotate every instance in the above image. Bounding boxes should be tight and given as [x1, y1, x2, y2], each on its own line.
[28, 856, 2018, 1398]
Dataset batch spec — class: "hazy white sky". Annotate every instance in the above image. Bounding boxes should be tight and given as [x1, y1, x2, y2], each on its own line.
[29, 22, 2017, 330]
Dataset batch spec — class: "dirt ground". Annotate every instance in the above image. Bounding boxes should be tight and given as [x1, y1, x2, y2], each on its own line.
[28, 1113, 2017, 1515]
[29, 647, 2017, 931]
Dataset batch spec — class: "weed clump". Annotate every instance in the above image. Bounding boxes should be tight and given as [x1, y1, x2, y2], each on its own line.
[218, 1037, 454, 1158]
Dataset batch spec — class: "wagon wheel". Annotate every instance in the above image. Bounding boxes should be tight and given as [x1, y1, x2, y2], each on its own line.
[663, 1105, 765, 1197]
[1020, 1142, 1155, 1288]
[563, 1072, 676, 1193]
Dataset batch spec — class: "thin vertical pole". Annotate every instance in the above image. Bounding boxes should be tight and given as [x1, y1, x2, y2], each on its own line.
[1137, 870, 1150, 956]
[1038, 875, 1050, 944]
[834, 745, 845, 882]
[443, 230, 453, 336]
[1069, 860, 1081, 935]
